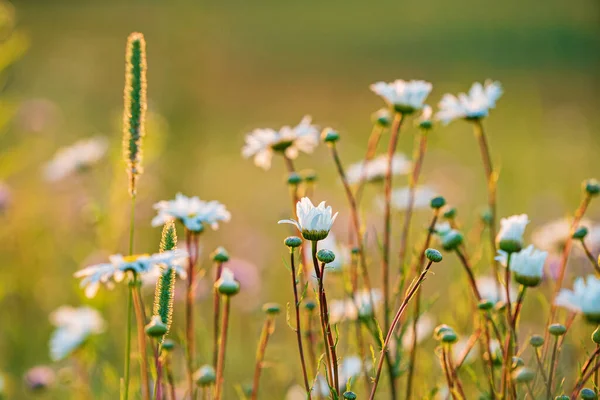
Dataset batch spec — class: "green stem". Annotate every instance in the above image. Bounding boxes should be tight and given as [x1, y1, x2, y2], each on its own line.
[122, 195, 136, 400]
[215, 295, 231, 400]
[547, 336, 559, 399]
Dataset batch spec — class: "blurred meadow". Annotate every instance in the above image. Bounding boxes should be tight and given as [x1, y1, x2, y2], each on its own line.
[1, 0, 600, 398]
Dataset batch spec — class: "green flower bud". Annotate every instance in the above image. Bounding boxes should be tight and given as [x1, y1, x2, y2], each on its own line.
[351, 247, 360, 255]
[372, 108, 392, 127]
[478, 300, 495, 311]
[548, 323, 567, 336]
[592, 327, 600, 344]
[161, 339, 175, 352]
[556, 396, 570, 400]
[481, 209, 493, 226]
[215, 269, 240, 296]
[441, 230, 464, 251]
[304, 300, 316, 311]
[425, 248, 443, 263]
[443, 207, 457, 219]
[434, 324, 454, 340]
[511, 357, 524, 369]
[441, 331, 458, 344]
[430, 196, 446, 209]
[284, 236, 303, 248]
[529, 335, 544, 348]
[302, 169, 317, 183]
[498, 239, 522, 254]
[287, 172, 302, 186]
[316, 249, 336, 264]
[194, 365, 216, 387]
[583, 179, 600, 197]
[512, 367, 535, 383]
[573, 227, 589, 240]
[343, 392, 357, 400]
[321, 128, 340, 143]
[262, 302, 281, 315]
[211, 246, 229, 263]
[581, 388, 598, 399]
[145, 315, 168, 338]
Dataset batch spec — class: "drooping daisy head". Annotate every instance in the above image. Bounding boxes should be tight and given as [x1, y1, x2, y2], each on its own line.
[370, 80, 432, 114]
[555, 275, 600, 323]
[496, 245, 547, 287]
[74, 250, 188, 298]
[496, 214, 529, 253]
[49, 306, 105, 361]
[435, 80, 503, 124]
[152, 193, 231, 232]
[278, 197, 338, 241]
[345, 153, 411, 185]
[242, 116, 319, 170]
[44, 136, 108, 181]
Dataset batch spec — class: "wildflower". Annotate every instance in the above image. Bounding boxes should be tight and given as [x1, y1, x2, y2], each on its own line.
[152, 193, 231, 232]
[435, 222, 464, 251]
[401, 313, 435, 349]
[555, 275, 600, 323]
[345, 153, 411, 185]
[370, 80, 432, 114]
[378, 185, 438, 212]
[49, 306, 105, 361]
[372, 108, 393, 127]
[476, 276, 517, 304]
[242, 116, 319, 170]
[496, 245, 548, 287]
[74, 250, 188, 298]
[278, 197, 338, 241]
[43, 136, 108, 181]
[436, 80, 503, 124]
[215, 267, 240, 296]
[417, 105, 433, 129]
[496, 214, 529, 253]
[194, 365, 216, 387]
[24, 366, 55, 391]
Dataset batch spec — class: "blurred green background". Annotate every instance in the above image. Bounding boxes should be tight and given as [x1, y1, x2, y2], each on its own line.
[1, 0, 599, 398]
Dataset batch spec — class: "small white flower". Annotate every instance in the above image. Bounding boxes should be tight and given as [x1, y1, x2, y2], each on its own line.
[496, 214, 529, 253]
[476, 276, 517, 304]
[303, 233, 350, 273]
[242, 116, 319, 170]
[401, 313, 435, 349]
[436, 80, 503, 124]
[381, 186, 438, 212]
[49, 306, 105, 361]
[555, 275, 600, 323]
[417, 105, 433, 129]
[74, 250, 188, 298]
[370, 80, 432, 113]
[44, 136, 108, 181]
[152, 193, 231, 232]
[496, 245, 548, 287]
[345, 153, 411, 185]
[279, 197, 338, 241]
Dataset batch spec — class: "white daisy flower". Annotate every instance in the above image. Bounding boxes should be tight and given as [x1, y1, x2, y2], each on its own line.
[496, 214, 529, 253]
[74, 250, 188, 298]
[435, 80, 503, 124]
[303, 233, 350, 273]
[555, 275, 600, 323]
[278, 197, 338, 241]
[44, 136, 108, 181]
[152, 193, 231, 232]
[49, 306, 105, 361]
[476, 276, 517, 304]
[370, 80, 432, 113]
[401, 312, 435, 349]
[381, 186, 438, 212]
[345, 153, 411, 185]
[496, 245, 548, 287]
[242, 116, 319, 170]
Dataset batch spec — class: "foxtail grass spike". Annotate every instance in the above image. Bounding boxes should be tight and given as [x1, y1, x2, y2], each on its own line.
[123, 32, 147, 197]
[153, 222, 177, 336]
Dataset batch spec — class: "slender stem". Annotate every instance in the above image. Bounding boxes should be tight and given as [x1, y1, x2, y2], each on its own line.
[122, 195, 136, 400]
[534, 349, 549, 388]
[501, 254, 515, 400]
[547, 336, 559, 399]
[595, 346, 599, 395]
[215, 295, 231, 400]
[290, 250, 312, 397]
[355, 124, 384, 205]
[405, 210, 439, 400]
[441, 347, 456, 398]
[251, 317, 274, 400]
[165, 353, 176, 400]
[154, 345, 163, 400]
[580, 240, 600, 275]
[576, 346, 600, 388]
[305, 308, 318, 381]
[454, 249, 482, 300]
[571, 349, 600, 399]
[454, 329, 482, 371]
[448, 346, 467, 400]
[213, 261, 224, 366]
[131, 282, 151, 400]
[185, 230, 199, 397]
[526, 382, 536, 399]
[318, 257, 340, 396]
[369, 259, 435, 400]
[512, 285, 527, 353]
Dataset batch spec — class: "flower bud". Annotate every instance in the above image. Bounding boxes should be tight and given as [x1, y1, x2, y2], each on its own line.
[284, 236, 303, 248]
[548, 323, 567, 336]
[145, 315, 168, 337]
[372, 108, 392, 127]
[425, 248, 443, 263]
[583, 179, 600, 197]
[321, 128, 340, 143]
[211, 246, 229, 263]
[215, 268, 240, 296]
[511, 357, 524, 369]
[161, 339, 176, 352]
[262, 302, 281, 315]
[194, 365, 216, 387]
[441, 230, 464, 251]
[430, 196, 446, 209]
[512, 367, 535, 383]
[580, 388, 598, 399]
[302, 169, 317, 183]
[481, 209, 493, 226]
[434, 324, 455, 340]
[556, 396, 570, 400]
[478, 300, 494, 311]
[441, 331, 458, 344]
[317, 249, 336, 264]
[351, 247, 360, 255]
[529, 335, 544, 348]
[443, 207, 457, 219]
[287, 172, 302, 186]
[304, 300, 316, 312]
[592, 327, 600, 344]
[343, 392, 357, 400]
[573, 227, 589, 240]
